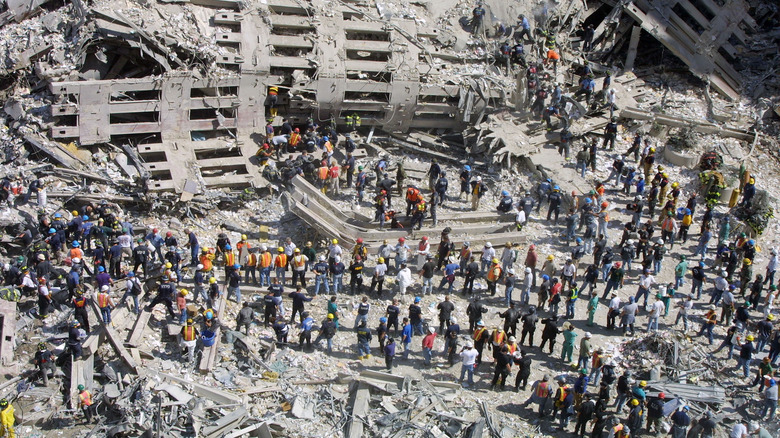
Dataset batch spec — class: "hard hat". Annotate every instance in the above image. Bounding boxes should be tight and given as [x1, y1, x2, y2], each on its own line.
[180, 289, 188, 296]
[671, 182, 679, 188]
[205, 310, 214, 320]
[233, 264, 240, 269]
[332, 238, 339, 244]
[398, 237, 406, 243]
[165, 262, 173, 268]
[428, 327, 436, 334]
[747, 335, 755, 341]
[72, 240, 80, 247]
[335, 256, 341, 263]
[476, 176, 482, 181]
[508, 336, 516, 342]
[744, 259, 752, 265]
[749, 177, 755, 184]
[327, 313, 334, 319]
[464, 165, 471, 171]
[380, 317, 387, 323]
[585, 332, 592, 338]
[197, 264, 204, 270]
[485, 242, 492, 248]
[585, 198, 593, 204]
[187, 318, 194, 324]
[639, 380, 647, 387]
[37, 254, 45, 261]
[492, 258, 499, 264]
[476, 320, 485, 326]
[98, 266, 105, 272]
[49, 228, 56, 234]
[162, 275, 170, 281]
[278, 247, 284, 252]
[77, 384, 85, 391]
[225, 244, 232, 250]
[614, 262, 622, 267]
[209, 277, 217, 284]
[71, 320, 80, 327]
[542, 274, 550, 281]
[319, 255, 326, 262]
[576, 237, 583, 244]
[658, 392, 665, 399]
[241, 234, 247, 240]
[464, 242, 470, 247]
[414, 296, 421, 303]
[547, 255, 554, 260]
[501, 190, 509, 197]
[378, 257, 385, 263]
[768, 315, 775, 321]
[507, 269, 515, 275]
[294, 248, 301, 253]
[100, 285, 109, 291]
[202, 247, 209, 253]
[450, 317, 457, 324]
[748, 239, 755, 245]
[38, 342, 46, 351]
[525, 267, 532, 273]
[601, 202, 608, 208]
[553, 185, 560, 191]
[54, 213, 62, 218]
[356, 238, 363, 244]
[631, 399, 639, 406]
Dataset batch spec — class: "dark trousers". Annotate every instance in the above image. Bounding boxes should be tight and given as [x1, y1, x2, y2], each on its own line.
[291, 270, 306, 288]
[574, 416, 591, 436]
[290, 305, 304, 323]
[520, 328, 535, 346]
[491, 368, 509, 389]
[540, 337, 555, 354]
[515, 372, 529, 389]
[385, 355, 394, 371]
[148, 296, 176, 318]
[299, 330, 311, 349]
[369, 276, 385, 296]
[464, 275, 476, 294]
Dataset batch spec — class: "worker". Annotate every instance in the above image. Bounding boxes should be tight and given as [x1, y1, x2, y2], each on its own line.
[68, 320, 85, 359]
[267, 86, 279, 117]
[77, 384, 96, 423]
[470, 176, 486, 211]
[96, 285, 114, 324]
[147, 275, 176, 319]
[180, 318, 199, 363]
[0, 398, 14, 438]
[471, 2, 486, 36]
[603, 117, 618, 150]
[34, 342, 55, 386]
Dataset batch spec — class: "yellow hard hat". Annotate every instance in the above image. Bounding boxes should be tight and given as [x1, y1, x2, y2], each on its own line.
[662, 172, 668, 178]
[278, 247, 284, 252]
[657, 165, 664, 171]
[547, 255, 554, 260]
[378, 257, 385, 263]
[209, 277, 217, 284]
[631, 399, 639, 406]
[747, 335, 755, 341]
[639, 380, 647, 387]
[332, 239, 338, 244]
[492, 258, 499, 264]
[744, 258, 752, 265]
[241, 234, 247, 240]
[749, 177, 755, 184]
[671, 182, 679, 188]
[180, 289, 188, 296]
[327, 313, 334, 319]
[165, 262, 172, 268]
[202, 247, 209, 253]
[649, 147, 656, 153]
[71, 210, 79, 216]
[294, 248, 301, 253]
[768, 314, 775, 321]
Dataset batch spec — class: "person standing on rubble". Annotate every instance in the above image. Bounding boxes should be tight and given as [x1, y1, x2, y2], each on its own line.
[470, 2, 486, 37]
[470, 176, 486, 211]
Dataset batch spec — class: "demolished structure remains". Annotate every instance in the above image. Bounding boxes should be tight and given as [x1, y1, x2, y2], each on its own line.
[1, 0, 780, 435]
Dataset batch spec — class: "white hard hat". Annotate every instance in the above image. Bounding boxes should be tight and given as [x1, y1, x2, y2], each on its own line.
[428, 327, 436, 334]
[335, 256, 341, 263]
[525, 267, 532, 273]
[197, 264, 204, 270]
[100, 285, 109, 291]
[507, 269, 515, 275]
[465, 341, 474, 348]
[450, 317, 457, 325]
[319, 255, 326, 262]
[485, 242, 492, 248]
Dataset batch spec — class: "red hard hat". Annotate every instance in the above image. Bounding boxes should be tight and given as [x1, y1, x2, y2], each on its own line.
[294, 128, 300, 133]
[422, 236, 428, 241]
[658, 392, 665, 399]
[601, 202, 609, 208]
[614, 262, 621, 267]
[166, 231, 172, 237]
[153, 228, 159, 233]
[529, 244, 536, 250]
[356, 238, 363, 244]
[399, 237, 406, 243]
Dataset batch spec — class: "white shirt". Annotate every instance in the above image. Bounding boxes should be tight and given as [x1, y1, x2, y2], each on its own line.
[609, 297, 621, 310]
[729, 423, 747, 438]
[284, 242, 297, 257]
[563, 263, 576, 276]
[516, 210, 526, 223]
[679, 299, 693, 315]
[328, 244, 342, 259]
[118, 234, 132, 249]
[650, 300, 665, 318]
[395, 244, 410, 259]
[481, 247, 496, 262]
[768, 254, 778, 272]
[374, 263, 388, 277]
[715, 276, 729, 291]
[639, 275, 655, 289]
[22, 274, 35, 289]
[460, 348, 479, 366]
[397, 267, 412, 286]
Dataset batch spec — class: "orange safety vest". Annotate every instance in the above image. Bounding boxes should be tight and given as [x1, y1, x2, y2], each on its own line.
[182, 326, 196, 341]
[318, 167, 329, 180]
[324, 141, 333, 154]
[97, 293, 110, 308]
[492, 330, 506, 346]
[460, 247, 471, 259]
[406, 187, 420, 201]
[507, 342, 517, 354]
[200, 254, 213, 271]
[473, 327, 486, 341]
[289, 132, 301, 146]
[260, 252, 273, 268]
[275, 254, 288, 267]
[661, 218, 675, 232]
[536, 381, 550, 398]
[293, 255, 306, 268]
[612, 424, 625, 437]
[236, 242, 250, 253]
[247, 253, 258, 267]
[268, 86, 278, 96]
[79, 390, 93, 406]
[69, 248, 83, 259]
[487, 265, 502, 282]
[225, 252, 236, 266]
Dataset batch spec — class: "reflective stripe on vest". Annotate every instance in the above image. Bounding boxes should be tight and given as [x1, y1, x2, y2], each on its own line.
[80, 391, 93, 406]
[276, 255, 287, 267]
[98, 293, 109, 308]
[536, 381, 549, 398]
[473, 327, 486, 340]
[260, 252, 272, 268]
[487, 266, 502, 282]
[293, 255, 306, 268]
[225, 252, 235, 266]
[183, 326, 196, 341]
[492, 330, 505, 345]
[318, 167, 329, 180]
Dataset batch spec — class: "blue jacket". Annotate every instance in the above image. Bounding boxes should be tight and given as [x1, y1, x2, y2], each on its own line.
[384, 342, 396, 357]
[402, 324, 412, 344]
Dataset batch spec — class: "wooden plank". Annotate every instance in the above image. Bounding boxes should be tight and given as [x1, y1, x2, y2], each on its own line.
[90, 300, 138, 373]
[125, 308, 152, 347]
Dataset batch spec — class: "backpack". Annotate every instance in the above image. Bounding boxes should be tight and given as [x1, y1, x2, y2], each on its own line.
[602, 365, 616, 384]
[131, 278, 143, 295]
